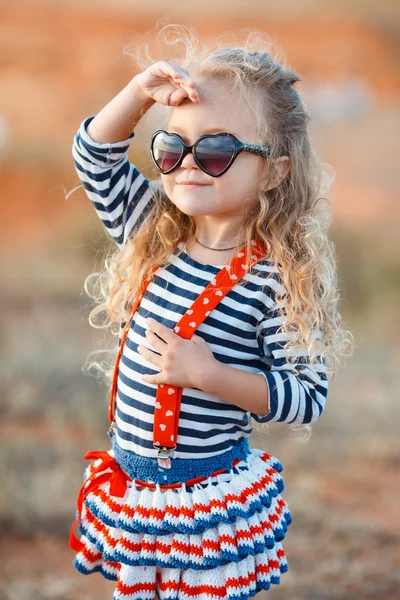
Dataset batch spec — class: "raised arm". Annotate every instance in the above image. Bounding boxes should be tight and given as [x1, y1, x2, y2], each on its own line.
[72, 118, 160, 247]
[72, 77, 161, 247]
[72, 65, 202, 246]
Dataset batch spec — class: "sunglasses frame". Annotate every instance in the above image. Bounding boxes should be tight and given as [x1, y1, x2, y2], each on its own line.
[149, 129, 272, 178]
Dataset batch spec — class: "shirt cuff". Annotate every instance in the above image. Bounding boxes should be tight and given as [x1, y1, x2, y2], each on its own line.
[251, 371, 279, 423]
[76, 115, 136, 167]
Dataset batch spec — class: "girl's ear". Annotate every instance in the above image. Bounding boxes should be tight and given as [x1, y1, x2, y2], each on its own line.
[265, 156, 291, 190]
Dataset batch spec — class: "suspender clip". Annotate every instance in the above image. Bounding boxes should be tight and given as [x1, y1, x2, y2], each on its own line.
[154, 444, 177, 469]
[107, 421, 117, 439]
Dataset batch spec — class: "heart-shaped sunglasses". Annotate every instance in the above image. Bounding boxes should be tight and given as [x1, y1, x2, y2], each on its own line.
[150, 130, 272, 178]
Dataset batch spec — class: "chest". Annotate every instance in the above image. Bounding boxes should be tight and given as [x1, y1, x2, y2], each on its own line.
[131, 266, 267, 356]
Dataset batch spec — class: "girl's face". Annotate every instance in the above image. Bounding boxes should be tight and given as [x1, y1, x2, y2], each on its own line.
[161, 78, 270, 219]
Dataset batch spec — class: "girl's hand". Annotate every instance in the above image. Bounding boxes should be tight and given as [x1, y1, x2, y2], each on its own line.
[138, 317, 215, 388]
[134, 60, 200, 107]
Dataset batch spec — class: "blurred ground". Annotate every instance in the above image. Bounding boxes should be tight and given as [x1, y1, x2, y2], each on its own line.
[0, 1, 399, 599]
[1, 225, 399, 600]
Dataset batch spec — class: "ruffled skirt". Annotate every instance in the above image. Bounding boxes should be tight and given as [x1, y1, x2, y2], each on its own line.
[71, 445, 293, 599]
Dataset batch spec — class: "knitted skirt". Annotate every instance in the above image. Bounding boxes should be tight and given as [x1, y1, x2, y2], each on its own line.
[71, 433, 293, 599]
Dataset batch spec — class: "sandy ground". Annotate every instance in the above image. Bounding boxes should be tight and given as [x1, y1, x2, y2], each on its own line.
[0, 296, 399, 599]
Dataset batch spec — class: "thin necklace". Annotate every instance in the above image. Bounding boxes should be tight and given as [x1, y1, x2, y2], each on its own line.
[195, 237, 245, 251]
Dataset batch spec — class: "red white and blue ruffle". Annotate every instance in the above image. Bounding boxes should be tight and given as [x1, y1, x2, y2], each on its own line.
[71, 447, 292, 599]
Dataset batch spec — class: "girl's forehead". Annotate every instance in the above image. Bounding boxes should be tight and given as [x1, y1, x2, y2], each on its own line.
[168, 82, 258, 138]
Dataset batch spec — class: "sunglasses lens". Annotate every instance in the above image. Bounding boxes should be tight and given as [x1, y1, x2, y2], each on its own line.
[196, 136, 236, 175]
[152, 132, 183, 172]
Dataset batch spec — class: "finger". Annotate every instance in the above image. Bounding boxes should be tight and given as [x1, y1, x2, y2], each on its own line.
[170, 87, 189, 106]
[191, 333, 204, 345]
[146, 317, 177, 344]
[176, 75, 196, 87]
[161, 61, 192, 85]
[168, 62, 194, 84]
[187, 88, 200, 102]
[145, 328, 167, 352]
[173, 78, 198, 101]
[174, 86, 199, 104]
[162, 62, 198, 93]
[174, 90, 199, 106]
[137, 344, 162, 367]
[142, 372, 162, 384]
[171, 73, 199, 101]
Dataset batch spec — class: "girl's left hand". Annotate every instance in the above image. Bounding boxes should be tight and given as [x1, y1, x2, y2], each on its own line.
[138, 317, 216, 389]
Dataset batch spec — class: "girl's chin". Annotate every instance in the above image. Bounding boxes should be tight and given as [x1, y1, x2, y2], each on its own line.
[172, 201, 217, 217]
[175, 185, 211, 192]
[172, 191, 214, 207]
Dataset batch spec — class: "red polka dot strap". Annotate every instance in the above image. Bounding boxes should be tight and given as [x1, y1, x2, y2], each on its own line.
[108, 236, 268, 468]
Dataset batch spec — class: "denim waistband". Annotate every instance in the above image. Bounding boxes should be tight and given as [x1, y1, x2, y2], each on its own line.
[110, 433, 251, 484]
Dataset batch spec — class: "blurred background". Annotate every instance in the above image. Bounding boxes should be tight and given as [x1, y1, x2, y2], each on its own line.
[0, 1, 399, 599]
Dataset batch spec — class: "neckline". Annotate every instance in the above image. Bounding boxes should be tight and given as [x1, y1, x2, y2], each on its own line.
[176, 241, 226, 272]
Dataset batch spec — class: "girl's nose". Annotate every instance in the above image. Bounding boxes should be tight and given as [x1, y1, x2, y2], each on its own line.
[181, 151, 198, 169]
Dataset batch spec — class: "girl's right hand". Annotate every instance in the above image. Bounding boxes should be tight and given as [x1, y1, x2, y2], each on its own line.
[134, 61, 200, 107]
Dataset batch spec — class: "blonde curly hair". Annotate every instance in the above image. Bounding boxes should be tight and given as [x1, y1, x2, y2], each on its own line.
[77, 21, 354, 443]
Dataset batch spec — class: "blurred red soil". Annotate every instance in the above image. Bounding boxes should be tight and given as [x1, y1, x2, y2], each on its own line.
[0, 1, 399, 250]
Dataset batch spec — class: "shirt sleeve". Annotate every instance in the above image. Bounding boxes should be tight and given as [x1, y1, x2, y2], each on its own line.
[72, 115, 158, 247]
[251, 276, 329, 425]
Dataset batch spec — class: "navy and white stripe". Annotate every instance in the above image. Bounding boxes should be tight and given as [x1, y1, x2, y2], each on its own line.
[255, 311, 328, 424]
[72, 115, 157, 246]
[72, 116, 329, 459]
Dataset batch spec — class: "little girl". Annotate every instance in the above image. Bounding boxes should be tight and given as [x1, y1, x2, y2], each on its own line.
[69, 27, 351, 600]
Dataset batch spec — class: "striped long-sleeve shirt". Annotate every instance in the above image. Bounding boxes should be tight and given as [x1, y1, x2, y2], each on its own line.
[72, 115, 329, 458]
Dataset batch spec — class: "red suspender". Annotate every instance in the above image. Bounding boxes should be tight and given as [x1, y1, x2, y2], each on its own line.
[108, 237, 268, 467]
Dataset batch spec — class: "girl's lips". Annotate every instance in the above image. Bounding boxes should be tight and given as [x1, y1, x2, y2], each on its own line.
[178, 182, 209, 187]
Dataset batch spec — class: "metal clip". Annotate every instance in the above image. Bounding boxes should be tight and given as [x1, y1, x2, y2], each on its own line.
[107, 422, 116, 439]
[154, 445, 176, 469]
